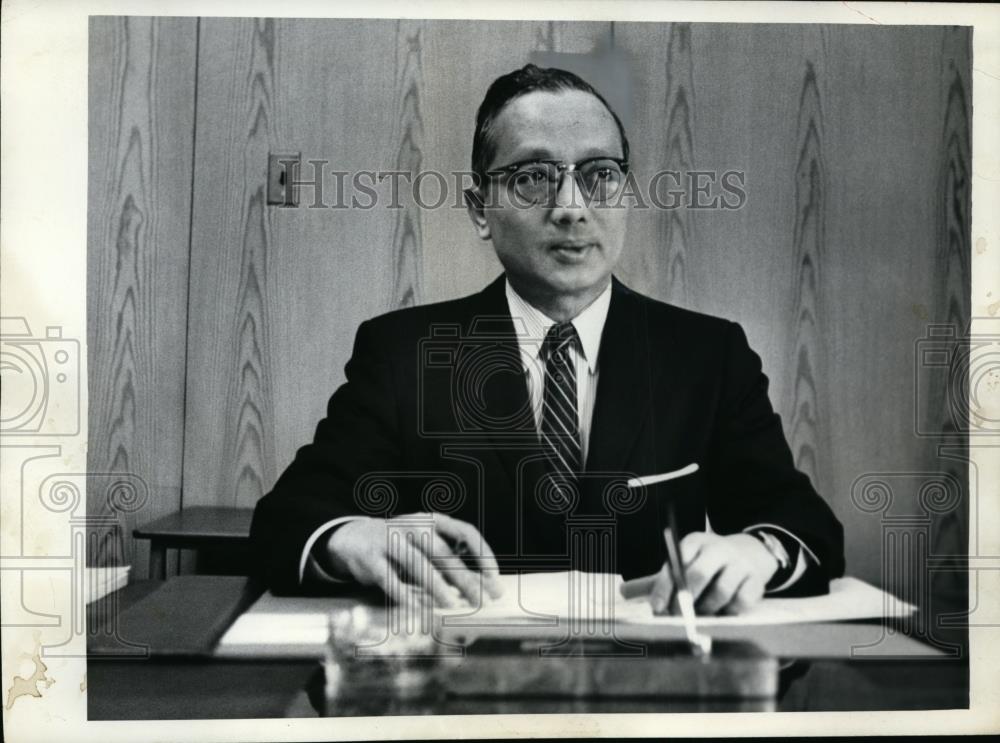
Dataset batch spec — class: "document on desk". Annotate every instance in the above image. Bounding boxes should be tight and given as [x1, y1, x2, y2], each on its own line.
[436, 572, 916, 626]
[217, 572, 916, 657]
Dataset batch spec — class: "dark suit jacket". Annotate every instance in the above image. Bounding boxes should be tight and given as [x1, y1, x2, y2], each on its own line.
[250, 274, 845, 595]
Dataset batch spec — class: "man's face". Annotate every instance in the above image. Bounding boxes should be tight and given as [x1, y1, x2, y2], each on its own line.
[469, 90, 628, 307]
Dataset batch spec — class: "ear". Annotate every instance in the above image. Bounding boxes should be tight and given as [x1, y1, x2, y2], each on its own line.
[464, 187, 492, 241]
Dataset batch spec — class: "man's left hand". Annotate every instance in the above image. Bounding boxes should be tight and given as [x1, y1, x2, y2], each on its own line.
[640, 531, 780, 616]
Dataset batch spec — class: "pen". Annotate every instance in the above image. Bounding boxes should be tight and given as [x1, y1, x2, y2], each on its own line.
[662, 501, 711, 655]
[626, 463, 711, 655]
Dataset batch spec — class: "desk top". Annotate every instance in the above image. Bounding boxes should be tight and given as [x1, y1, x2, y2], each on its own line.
[216, 588, 946, 661]
[86, 577, 969, 720]
[133, 507, 255, 541]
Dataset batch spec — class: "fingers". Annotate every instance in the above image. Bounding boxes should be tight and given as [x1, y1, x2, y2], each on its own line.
[678, 532, 766, 615]
[426, 532, 482, 606]
[683, 537, 729, 606]
[347, 512, 504, 607]
[430, 513, 504, 599]
[647, 529, 714, 616]
[679, 530, 711, 569]
[387, 529, 458, 608]
[359, 557, 429, 612]
[620, 573, 658, 601]
[648, 563, 675, 615]
[721, 574, 765, 615]
[695, 564, 749, 616]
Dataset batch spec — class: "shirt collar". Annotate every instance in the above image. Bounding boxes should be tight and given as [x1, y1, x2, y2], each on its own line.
[504, 277, 612, 374]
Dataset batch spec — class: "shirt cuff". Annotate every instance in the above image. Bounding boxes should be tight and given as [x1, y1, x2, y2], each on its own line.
[742, 523, 819, 594]
[298, 516, 364, 585]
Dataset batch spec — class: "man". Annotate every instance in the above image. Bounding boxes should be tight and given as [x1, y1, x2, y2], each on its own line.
[249, 64, 845, 615]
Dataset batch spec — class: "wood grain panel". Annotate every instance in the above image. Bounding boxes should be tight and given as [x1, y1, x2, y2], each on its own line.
[657, 24, 696, 307]
[184, 20, 403, 504]
[267, 20, 401, 480]
[928, 26, 972, 607]
[388, 20, 426, 309]
[536, 20, 606, 53]
[183, 19, 615, 512]
[614, 24, 968, 591]
[612, 22, 695, 305]
[87, 17, 198, 578]
[183, 19, 280, 510]
[663, 23, 832, 538]
[786, 53, 829, 492]
[935, 27, 973, 335]
[680, 25, 815, 413]
[820, 26, 963, 589]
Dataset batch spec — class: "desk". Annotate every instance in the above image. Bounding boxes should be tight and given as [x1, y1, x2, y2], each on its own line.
[133, 507, 254, 578]
[86, 577, 969, 719]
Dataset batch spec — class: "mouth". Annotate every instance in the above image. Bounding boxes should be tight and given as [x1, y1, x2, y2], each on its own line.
[548, 241, 597, 261]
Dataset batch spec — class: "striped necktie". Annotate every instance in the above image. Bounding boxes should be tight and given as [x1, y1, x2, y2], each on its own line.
[540, 321, 582, 481]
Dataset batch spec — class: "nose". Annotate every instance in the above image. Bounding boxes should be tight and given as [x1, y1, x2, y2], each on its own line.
[548, 170, 587, 226]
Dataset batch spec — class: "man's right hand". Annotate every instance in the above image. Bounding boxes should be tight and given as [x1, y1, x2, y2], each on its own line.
[319, 512, 504, 608]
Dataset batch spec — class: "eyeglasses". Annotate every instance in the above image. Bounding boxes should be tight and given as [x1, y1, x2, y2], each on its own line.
[485, 157, 629, 206]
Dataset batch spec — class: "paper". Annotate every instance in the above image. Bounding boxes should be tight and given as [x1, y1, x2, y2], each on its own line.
[437, 572, 916, 626]
[619, 576, 916, 626]
[217, 572, 915, 653]
[437, 570, 627, 621]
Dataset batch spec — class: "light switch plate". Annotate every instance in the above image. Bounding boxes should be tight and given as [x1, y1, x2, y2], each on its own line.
[267, 152, 301, 206]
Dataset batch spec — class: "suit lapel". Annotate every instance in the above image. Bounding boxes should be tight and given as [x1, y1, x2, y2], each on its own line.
[464, 276, 542, 489]
[468, 274, 662, 567]
[585, 277, 653, 475]
[467, 274, 658, 488]
[585, 278, 669, 578]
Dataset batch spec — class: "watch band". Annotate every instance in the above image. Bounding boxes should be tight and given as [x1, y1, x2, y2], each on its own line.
[750, 528, 796, 590]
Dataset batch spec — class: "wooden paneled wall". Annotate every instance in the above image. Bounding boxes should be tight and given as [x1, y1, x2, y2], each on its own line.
[615, 24, 972, 596]
[182, 19, 613, 520]
[88, 19, 971, 592]
[87, 17, 198, 576]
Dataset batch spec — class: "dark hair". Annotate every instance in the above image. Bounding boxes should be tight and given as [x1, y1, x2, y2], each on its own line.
[470, 64, 630, 188]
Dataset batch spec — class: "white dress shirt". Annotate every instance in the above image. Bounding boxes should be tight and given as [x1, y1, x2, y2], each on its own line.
[299, 278, 815, 591]
[504, 277, 612, 465]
